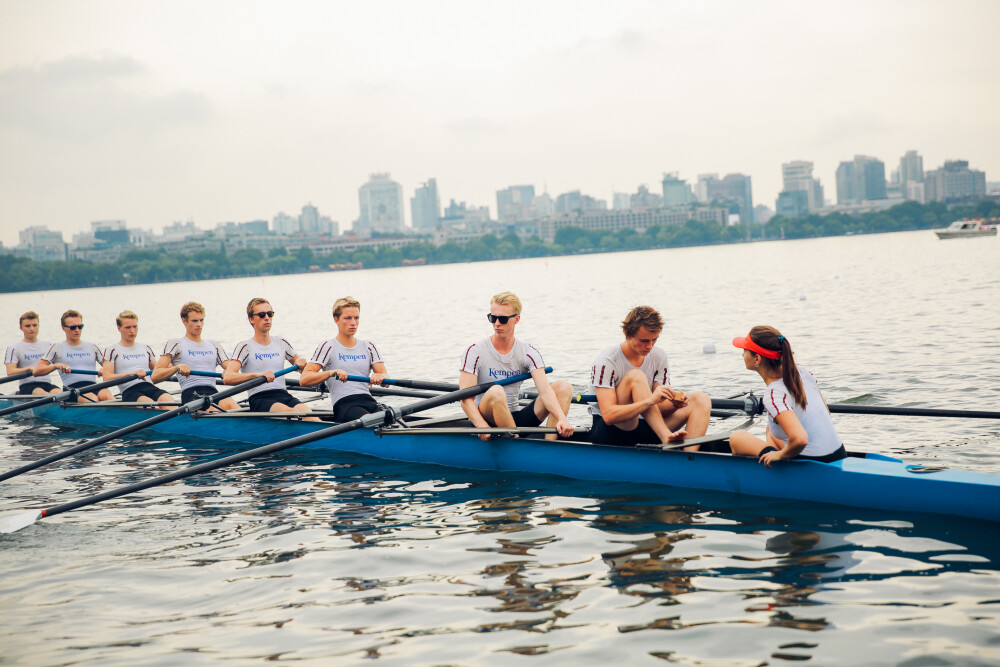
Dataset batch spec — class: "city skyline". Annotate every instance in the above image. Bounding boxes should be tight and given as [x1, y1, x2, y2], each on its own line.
[1, 1, 998, 247]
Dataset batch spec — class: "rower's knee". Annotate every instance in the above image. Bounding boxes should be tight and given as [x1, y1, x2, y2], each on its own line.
[690, 391, 710, 412]
[551, 380, 572, 402]
[480, 385, 507, 407]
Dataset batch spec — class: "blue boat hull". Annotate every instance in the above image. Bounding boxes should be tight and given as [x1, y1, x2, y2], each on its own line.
[4, 400, 1000, 523]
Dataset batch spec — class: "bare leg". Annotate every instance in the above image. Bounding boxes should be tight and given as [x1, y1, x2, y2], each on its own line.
[478, 385, 516, 428]
[614, 369, 675, 444]
[535, 380, 573, 440]
[660, 390, 711, 451]
[269, 401, 320, 422]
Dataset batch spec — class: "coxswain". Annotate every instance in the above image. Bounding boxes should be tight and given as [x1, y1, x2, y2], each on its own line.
[459, 291, 573, 441]
[300, 296, 387, 421]
[729, 326, 847, 466]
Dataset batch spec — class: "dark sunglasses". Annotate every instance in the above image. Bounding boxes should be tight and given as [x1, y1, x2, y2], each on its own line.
[487, 313, 516, 324]
[252, 311, 275, 319]
[64, 324, 84, 331]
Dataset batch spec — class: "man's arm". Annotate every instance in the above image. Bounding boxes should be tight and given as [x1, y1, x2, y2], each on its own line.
[594, 384, 671, 425]
[529, 367, 573, 436]
[459, 370, 491, 428]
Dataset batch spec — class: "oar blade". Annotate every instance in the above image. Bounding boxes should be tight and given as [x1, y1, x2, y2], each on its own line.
[0, 510, 42, 534]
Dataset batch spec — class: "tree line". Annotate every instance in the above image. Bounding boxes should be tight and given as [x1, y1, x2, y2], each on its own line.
[2, 199, 997, 293]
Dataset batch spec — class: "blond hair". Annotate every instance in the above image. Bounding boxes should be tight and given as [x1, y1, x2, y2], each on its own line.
[246, 297, 271, 318]
[116, 310, 138, 327]
[332, 297, 361, 319]
[490, 291, 522, 315]
[621, 306, 663, 337]
[60, 309, 82, 327]
[19, 311, 39, 326]
[180, 302, 205, 320]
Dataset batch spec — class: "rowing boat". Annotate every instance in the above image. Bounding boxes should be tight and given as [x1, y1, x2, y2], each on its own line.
[1, 395, 999, 524]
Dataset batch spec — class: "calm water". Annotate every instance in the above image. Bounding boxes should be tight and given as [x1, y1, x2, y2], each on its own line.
[1, 230, 999, 665]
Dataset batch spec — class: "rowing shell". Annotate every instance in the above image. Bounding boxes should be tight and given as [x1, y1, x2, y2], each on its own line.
[2, 397, 999, 524]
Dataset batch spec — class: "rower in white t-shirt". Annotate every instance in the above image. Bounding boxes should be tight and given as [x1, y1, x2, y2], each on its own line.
[102, 310, 173, 404]
[4, 311, 57, 395]
[152, 301, 238, 411]
[223, 297, 314, 420]
[300, 296, 388, 422]
[34, 309, 114, 403]
[458, 291, 573, 441]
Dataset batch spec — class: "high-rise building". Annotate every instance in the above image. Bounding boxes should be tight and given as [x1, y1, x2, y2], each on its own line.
[661, 173, 693, 207]
[630, 185, 662, 210]
[272, 212, 299, 235]
[357, 173, 405, 235]
[496, 185, 536, 223]
[703, 173, 754, 223]
[899, 150, 924, 200]
[555, 191, 605, 214]
[923, 160, 987, 202]
[18, 225, 67, 262]
[836, 156, 887, 204]
[696, 173, 719, 203]
[299, 203, 320, 234]
[532, 192, 555, 217]
[612, 192, 631, 210]
[780, 161, 824, 211]
[411, 178, 441, 231]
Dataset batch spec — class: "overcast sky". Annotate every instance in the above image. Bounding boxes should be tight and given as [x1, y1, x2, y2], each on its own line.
[1, 0, 997, 247]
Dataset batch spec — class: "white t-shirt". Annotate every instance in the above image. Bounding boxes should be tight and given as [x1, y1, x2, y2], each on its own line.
[232, 337, 297, 396]
[102, 342, 157, 394]
[162, 338, 230, 391]
[42, 341, 103, 387]
[4, 340, 52, 388]
[459, 337, 544, 410]
[588, 344, 671, 417]
[763, 366, 842, 457]
[309, 338, 384, 408]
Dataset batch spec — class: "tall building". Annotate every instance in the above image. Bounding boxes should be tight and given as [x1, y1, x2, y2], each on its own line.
[496, 185, 536, 223]
[629, 185, 662, 210]
[612, 192, 631, 210]
[411, 178, 441, 231]
[703, 173, 754, 223]
[272, 212, 299, 235]
[532, 192, 555, 217]
[299, 203, 320, 233]
[923, 160, 987, 202]
[696, 173, 719, 203]
[18, 226, 67, 262]
[837, 155, 887, 204]
[554, 191, 605, 214]
[357, 173, 405, 235]
[899, 150, 924, 200]
[661, 173, 693, 207]
[780, 160, 824, 211]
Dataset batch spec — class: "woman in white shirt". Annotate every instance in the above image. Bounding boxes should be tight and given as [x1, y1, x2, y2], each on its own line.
[729, 326, 846, 467]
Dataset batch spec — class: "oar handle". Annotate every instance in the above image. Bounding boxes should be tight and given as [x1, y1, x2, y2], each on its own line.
[67, 369, 100, 375]
[0, 369, 33, 384]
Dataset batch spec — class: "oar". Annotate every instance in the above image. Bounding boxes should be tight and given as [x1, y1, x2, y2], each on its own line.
[0, 375, 136, 418]
[0, 367, 550, 533]
[1, 370, 33, 385]
[711, 397, 1000, 419]
[0, 367, 298, 483]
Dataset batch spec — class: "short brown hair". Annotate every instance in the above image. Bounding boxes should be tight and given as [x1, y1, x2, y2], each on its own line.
[332, 297, 361, 319]
[246, 297, 271, 318]
[490, 291, 522, 315]
[181, 302, 205, 320]
[621, 306, 663, 338]
[60, 309, 82, 327]
[19, 311, 39, 326]
[116, 310, 138, 327]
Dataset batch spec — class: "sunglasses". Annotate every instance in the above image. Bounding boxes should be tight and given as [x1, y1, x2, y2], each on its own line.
[64, 324, 84, 331]
[252, 311, 275, 319]
[486, 313, 517, 324]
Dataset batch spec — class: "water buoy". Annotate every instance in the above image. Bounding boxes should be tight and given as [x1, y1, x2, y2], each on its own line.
[703, 342, 716, 354]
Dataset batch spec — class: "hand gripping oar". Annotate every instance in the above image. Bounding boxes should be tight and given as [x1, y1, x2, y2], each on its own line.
[711, 396, 1000, 419]
[0, 367, 298, 483]
[0, 367, 550, 533]
[0, 375, 137, 419]
[0, 370, 33, 386]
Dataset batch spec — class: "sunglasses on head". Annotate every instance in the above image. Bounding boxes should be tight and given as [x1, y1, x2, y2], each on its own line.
[65, 324, 84, 331]
[487, 313, 516, 324]
[252, 311, 275, 319]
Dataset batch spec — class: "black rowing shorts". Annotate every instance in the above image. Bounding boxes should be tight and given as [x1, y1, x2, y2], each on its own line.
[16, 381, 59, 395]
[590, 414, 659, 447]
[121, 382, 168, 403]
[248, 389, 302, 413]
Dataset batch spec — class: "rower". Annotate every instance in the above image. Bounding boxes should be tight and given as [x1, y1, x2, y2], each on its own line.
[459, 291, 573, 441]
[588, 305, 710, 450]
[102, 310, 173, 405]
[4, 311, 58, 395]
[729, 326, 847, 466]
[224, 297, 315, 420]
[300, 296, 387, 421]
[152, 301, 238, 411]
[34, 309, 113, 403]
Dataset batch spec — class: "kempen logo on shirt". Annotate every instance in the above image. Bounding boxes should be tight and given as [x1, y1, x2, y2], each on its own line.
[255, 352, 280, 361]
[122, 353, 147, 361]
[338, 353, 367, 362]
[186, 349, 214, 357]
[488, 368, 522, 379]
[65, 351, 92, 358]
[24, 353, 44, 361]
